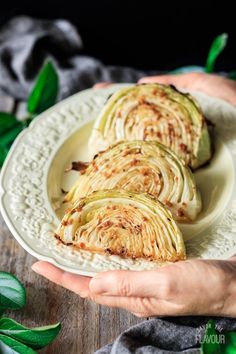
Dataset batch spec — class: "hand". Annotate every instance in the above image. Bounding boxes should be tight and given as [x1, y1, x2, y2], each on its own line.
[139, 73, 236, 106]
[32, 77, 236, 317]
[93, 73, 236, 105]
[32, 258, 236, 317]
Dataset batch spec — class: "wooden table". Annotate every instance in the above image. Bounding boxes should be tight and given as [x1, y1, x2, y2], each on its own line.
[0, 95, 142, 354]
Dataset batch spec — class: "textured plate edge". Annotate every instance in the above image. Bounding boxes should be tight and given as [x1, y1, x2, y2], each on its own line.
[0, 84, 130, 276]
[1, 85, 236, 275]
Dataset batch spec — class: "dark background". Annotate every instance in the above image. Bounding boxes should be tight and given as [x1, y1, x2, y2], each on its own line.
[0, 1, 235, 72]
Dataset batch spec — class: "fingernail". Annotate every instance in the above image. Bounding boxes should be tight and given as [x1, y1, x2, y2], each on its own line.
[90, 275, 109, 294]
[31, 262, 42, 274]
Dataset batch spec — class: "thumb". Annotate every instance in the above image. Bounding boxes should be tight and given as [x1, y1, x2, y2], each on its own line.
[138, 73, 200, 89]
[89, 269, 162, 297]
[93, 82, 112, 89]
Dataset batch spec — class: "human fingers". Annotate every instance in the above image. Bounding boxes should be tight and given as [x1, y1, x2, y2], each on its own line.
[32, 262, 158, 314]
[93, 82, 112, 89]
[138, 73, 202, 88]
[32, 261, 91, 297]
[89, 267, 174, 298]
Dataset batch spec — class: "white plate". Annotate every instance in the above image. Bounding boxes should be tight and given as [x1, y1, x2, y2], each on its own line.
[1, 84, 236, 276]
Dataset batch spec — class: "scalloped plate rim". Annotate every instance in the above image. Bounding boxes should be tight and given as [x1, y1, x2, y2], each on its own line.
[0, 84, 236, 275]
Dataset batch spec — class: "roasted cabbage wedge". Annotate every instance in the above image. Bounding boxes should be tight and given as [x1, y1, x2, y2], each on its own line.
[65, 141, 202, 221]
[89, 84, 211, 169]
[57, 190, 186, 262]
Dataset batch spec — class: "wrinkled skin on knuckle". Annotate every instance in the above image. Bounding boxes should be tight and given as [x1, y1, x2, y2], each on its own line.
[157, 272, 177, 300]
[116, 273, 133, 297]
[129, 297, 154, 315]
[88, 293, 99, 303]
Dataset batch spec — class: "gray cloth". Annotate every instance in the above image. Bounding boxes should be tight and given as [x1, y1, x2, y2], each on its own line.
[95, 317, 236, 354]
[1, 16, 236, 354]
[0, 16, 154, 100]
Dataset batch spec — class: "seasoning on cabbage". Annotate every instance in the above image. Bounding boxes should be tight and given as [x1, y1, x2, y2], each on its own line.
[89, 84, 211, 169]
[57, 190, 186, 262]
[65, 141, 202, 221]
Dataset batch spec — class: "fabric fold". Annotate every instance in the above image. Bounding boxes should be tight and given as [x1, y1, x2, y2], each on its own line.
[0, 16, 154, 100]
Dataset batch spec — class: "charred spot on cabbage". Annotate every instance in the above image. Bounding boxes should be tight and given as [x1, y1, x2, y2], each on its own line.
[57, 190, 186, 262]
[65, 161, 89, 173]
[89, 83, 212, 169]
[65, 141, 202, 222]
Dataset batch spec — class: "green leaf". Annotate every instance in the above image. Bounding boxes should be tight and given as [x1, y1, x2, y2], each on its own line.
[0, 60, 59, 168]
[27, 60, 59, 115]
[0, 113, 19, 137]
[225, 332, 236, 347]
[0, 334, 36, 354]
[0, 124, 24, 148]
[0, 273, 26, 313]
[0, 122, 25, 167]
[0, 318, 61, 350]
[205, 33, 228, 73]
[0, 146, 9, 167]
[0, 113, 32, 167]
[200, 321, 236, 354]
[220, 332, 236, 354]
[201, 320, 221, 354]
